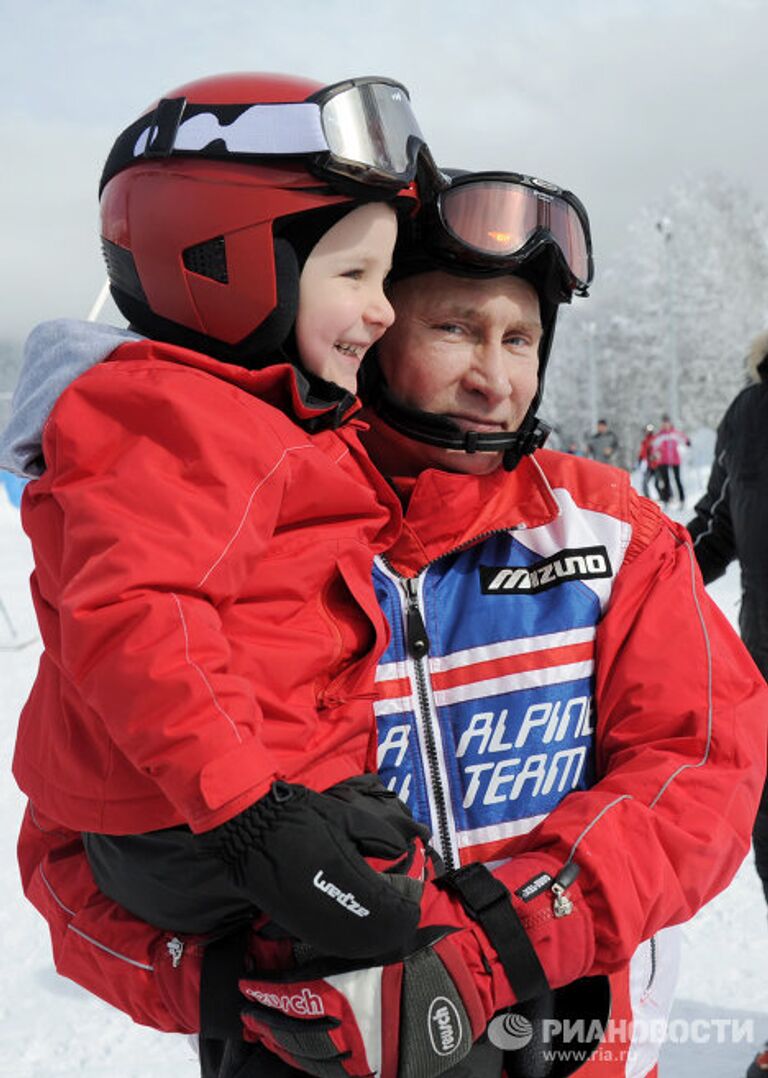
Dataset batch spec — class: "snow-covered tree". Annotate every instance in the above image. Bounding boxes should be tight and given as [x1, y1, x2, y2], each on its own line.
[544, 174, 768, 466]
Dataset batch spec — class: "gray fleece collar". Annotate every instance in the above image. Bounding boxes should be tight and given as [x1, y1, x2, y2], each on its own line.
[0, 319, 141, 478]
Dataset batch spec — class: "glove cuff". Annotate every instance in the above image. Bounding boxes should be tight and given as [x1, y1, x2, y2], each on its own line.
[212, 781, 297, 870]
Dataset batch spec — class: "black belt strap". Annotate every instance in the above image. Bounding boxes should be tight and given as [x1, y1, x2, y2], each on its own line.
[437, 863, 549, 1002]
[200, 925, 252, 1038]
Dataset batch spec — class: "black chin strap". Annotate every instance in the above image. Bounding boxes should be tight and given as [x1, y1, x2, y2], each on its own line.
[374, 389, 551, 471]
[502, 413, 552, 471]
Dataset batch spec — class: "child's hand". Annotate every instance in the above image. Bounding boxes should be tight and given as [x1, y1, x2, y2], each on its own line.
[208, 776, 433, 959]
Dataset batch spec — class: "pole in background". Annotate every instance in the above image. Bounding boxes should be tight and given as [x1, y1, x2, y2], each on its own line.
[656, 217, 680, 424]
[586, 320, 598, 433]
[86, 280, 110, 323]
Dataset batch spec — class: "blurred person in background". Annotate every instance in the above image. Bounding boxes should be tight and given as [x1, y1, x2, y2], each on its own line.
[637, 423, 659, 498]
[652, 413, 690, 508]
[586, 417, 619, 465]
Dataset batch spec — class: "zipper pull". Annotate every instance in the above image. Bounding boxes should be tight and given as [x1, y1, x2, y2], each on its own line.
[166, 936, 184, 968]
[403, 578, 430, 659]
[551, 862, 579, 918]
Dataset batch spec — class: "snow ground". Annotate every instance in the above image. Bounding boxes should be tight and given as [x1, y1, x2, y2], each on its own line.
[0, 474, 766, 1077]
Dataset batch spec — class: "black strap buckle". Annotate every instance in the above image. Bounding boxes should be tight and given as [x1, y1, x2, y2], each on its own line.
[438, 863, 549, 1002]
[144, 96, 187, 158]
[438, 863, 510, 917]
[528, 418, 552, 452]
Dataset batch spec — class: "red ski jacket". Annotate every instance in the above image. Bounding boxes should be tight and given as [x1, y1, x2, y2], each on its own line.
[17, 449, 768, 1078]
[13, 334, 402, 834]
[650, 427, 688, 467]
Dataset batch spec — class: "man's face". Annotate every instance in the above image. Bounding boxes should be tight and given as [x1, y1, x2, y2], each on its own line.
[376, 272, 542, 475]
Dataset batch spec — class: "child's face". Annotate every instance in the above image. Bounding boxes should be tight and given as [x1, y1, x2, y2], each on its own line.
[295, 202, 398, 393]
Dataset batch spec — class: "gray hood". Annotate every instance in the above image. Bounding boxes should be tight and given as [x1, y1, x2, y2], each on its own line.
[0, 319, 141, 478]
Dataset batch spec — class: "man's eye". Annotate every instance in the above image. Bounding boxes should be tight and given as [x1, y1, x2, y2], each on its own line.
[505, 334, 531, 348]
[436, 322, 463, 335]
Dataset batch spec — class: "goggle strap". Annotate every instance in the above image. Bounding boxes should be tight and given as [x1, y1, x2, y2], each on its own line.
[143, 97, 187, 157]
[136, 100, 328, 159]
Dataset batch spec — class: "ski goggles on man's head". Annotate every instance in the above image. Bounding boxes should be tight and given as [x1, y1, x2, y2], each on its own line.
[426, 171, 593, 294]
[100, 76, 431, 195]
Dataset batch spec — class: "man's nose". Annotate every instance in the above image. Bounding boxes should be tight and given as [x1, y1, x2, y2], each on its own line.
[464, 339, 511, 403]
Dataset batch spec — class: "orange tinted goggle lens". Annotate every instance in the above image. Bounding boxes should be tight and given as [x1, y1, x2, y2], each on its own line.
[440, 181, 590, 284]
[548, 197, 590, 285]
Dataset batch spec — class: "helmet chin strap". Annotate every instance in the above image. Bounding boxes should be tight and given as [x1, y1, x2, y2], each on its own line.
[374, 387, 551, 471]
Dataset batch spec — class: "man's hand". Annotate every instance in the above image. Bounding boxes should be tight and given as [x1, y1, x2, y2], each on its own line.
[208, 775, 432, 959]
[238, 866, 549, 1078]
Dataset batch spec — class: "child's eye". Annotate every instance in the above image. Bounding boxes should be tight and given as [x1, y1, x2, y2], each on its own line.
[341, 268, 364, 281]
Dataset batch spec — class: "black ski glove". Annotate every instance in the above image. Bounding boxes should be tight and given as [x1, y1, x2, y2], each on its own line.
[208, 775, 432, 960]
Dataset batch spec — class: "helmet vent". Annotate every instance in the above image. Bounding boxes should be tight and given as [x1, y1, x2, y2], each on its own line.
[182, 237, 229, 283]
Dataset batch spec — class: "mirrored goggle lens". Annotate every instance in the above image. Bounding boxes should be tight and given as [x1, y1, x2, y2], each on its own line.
[548, 196, 591, 285]
[440, 181, 590, 284]
[321, 82, 425, 180]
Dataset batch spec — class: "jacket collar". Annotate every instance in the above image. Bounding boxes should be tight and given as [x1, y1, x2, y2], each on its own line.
[113, 338, 361, 432]
[384, 453, 560, 575]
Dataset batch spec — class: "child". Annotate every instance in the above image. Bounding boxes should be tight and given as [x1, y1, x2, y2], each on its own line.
[3, 72, 434, 960]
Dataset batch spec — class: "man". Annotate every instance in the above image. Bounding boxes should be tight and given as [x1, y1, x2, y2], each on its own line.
[586, 418, 620, 465]
[11, 172, 768, 1078]
[686, 329, 768, 1078]
[237, 175, 767, 1078]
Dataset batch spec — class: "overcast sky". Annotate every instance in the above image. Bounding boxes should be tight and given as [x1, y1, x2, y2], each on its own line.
[2, 0, 766, 342]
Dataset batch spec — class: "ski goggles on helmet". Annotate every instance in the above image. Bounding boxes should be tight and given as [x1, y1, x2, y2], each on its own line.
[426, 171, 593, 294]
[100, 76, 430, 195]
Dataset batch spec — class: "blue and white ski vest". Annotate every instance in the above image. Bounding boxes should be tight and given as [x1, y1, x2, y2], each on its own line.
[373, 482, 630, 871]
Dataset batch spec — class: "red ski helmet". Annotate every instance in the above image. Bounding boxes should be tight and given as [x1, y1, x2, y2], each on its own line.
[99, 72, 424, 365]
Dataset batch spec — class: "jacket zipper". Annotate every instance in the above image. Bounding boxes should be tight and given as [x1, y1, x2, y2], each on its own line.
[401, 559, 583, 904]
[383, 528, 540, 873]
[399, 573, 457, 870]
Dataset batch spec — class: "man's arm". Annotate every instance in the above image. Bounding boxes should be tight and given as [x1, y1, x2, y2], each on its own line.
[483, 503, 766, 986]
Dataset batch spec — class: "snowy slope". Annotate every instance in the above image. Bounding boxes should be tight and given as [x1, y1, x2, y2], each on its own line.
[0, 479, 765, 1077]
